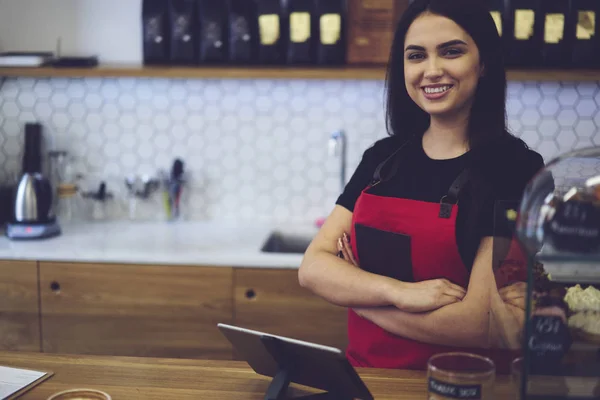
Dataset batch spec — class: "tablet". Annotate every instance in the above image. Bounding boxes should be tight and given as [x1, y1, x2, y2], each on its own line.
[217, 323, 373, 400]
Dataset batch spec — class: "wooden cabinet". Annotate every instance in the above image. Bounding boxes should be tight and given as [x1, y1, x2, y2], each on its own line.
[233, 268, 347, 351]
[39, 262, 233, 359]
[0, 260, 41, 352]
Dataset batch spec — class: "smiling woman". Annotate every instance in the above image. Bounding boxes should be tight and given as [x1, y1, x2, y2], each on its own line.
[299, 0, 545, 374]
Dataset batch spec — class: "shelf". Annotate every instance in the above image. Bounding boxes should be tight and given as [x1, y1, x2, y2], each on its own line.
[1, 65, 600, 81]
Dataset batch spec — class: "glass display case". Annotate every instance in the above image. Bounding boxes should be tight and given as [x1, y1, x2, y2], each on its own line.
[516, 146, 600, 399]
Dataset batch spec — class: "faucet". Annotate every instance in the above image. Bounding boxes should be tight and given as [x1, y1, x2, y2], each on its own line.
[328, 130, 347, 193]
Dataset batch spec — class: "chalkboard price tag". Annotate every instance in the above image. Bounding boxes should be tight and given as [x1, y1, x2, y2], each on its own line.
[428, 377, 482, 399]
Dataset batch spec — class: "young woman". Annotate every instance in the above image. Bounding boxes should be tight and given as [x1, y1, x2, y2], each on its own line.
[299, 0, 544, 373]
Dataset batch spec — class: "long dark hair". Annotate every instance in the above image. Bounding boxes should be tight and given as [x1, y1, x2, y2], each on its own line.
[385, 0, 508, 152]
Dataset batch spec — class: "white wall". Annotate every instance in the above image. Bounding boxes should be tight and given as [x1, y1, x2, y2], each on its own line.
[0, 0, 142, 63]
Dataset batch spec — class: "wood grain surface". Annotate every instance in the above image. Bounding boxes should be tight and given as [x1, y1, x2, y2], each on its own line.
[233, 268, 348, 351]
[0, 260, 41, 352]
[39, 262, 233, 359]
[0, 352, 515, 400]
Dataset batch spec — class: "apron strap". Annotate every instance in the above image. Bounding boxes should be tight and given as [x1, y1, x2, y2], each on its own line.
[439, 169, 470, 218]
[371, 138, 414, 185]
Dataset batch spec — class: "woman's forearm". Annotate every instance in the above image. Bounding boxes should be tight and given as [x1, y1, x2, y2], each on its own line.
[299, 250, 401, 308]
[488, 292, 525, 349]
[355, 299, 490, 348]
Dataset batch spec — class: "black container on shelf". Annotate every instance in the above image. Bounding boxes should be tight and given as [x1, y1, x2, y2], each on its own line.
[286, 0, 316, 64]
[256, 0, 286, 64]
[169, 0, 197, 64]
[314, 0, 346, 65]
[488, 0, 506, 38]
[540, 0, 572, 68]
[142, 0, 170, 65]
[228, 0, 259, 64]
[197, 0, 229, 63]
[570, 0, 600, 68]
[505, 0, 543, 67]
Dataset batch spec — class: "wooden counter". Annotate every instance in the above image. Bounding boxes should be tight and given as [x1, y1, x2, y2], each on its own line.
[0, 352, 514, 399]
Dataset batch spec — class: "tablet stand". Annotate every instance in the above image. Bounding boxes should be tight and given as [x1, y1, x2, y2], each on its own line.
[261, 336, 349, 400]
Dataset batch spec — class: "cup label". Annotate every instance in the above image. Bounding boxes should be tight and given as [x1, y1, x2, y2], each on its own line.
[428, 377, 482, 399]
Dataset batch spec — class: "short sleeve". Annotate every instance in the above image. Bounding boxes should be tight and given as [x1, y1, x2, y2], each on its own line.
[478, 150, 545, 238]
[335, 147, 378, 212]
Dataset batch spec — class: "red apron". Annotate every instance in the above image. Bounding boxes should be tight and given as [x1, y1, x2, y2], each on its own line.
[345, 145, 518, 374]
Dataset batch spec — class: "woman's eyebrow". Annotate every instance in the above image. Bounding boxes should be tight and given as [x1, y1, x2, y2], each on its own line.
[405, 39, 468, 52]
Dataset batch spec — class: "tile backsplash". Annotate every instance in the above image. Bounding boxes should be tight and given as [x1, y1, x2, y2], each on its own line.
[1, 77, 599, 224]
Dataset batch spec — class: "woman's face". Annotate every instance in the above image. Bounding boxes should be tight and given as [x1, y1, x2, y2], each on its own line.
[404, 13, 483, 120]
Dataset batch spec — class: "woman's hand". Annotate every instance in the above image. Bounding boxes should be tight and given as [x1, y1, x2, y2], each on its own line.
[338, 232, 466, 312]
[499, 282, 526, 310]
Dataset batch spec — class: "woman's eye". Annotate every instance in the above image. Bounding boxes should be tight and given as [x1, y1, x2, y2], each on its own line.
[407, 52, 425, 60]
[443, 48, 463, 57]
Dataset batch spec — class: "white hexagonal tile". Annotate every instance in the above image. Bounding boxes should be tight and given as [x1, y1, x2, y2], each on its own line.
[507, 82, 525, 97]
[18, 111, 36, 124]
[86, 131, 104, 148]
[103, 123, 120, 139]
[4, 139, 22, 156]
[33, 102, 52, 119]
[84, 93, 103, 110]
[577, 83, 597, 97]
[172, 125, 187, 141]
[103, 142, 121, 158]
[204, 124, 220, 142]
[136, 125, 153, 141]
[153, 113, 170, 131]
[537, 140, 559, 160]
[238, 105, 255, 122]
[50, 93, 69, 109]
[186, 115, 204, 131]
[506, 97, 523, 117]
[557, 109, 578, 127]
[69, 121, 87, 139]
[68, 102, 86, 120]
[325, 97, 342, 113]
[186, 94, 203, 111]
[17, 78, 35, 89]
[52, 113, 70, 130]
[120, 133, 137, 150]
[135, 83, 153, 101]
[576, 120, 596, 137]
[273, 166, 290, 182]
[67, 81, 86, 99]
[187, 134, 205, 151]
[290, 97, 307, 112]
[137, 142, 154, 160]
[168, 84, 187, 101]
[120, 152, 138, 169]
[239, 145, 255, 161]
[17, 92, 35, 109]
[556, 130, 577, 149]
[118, 93, 136, 110]
[2, 120, 20, 137]
[136, 104, 153, 121]
[2, 102, 19, 118]
[205, 143, 223, 160]
[539, 98, 560, 117]
[576, 99, 597, 118]
[272, 106, 290, 123]
[558, 87, 578, 107]
[119, 113, 136, 130]
[538, 120, 559, 138]
[508, 118, 522, 133]
[169, 104, 187, 121]
[49, 78, 68, 90]
[154, 133, 171, 150]
[256, 96, 273, 113]
[118, 78, 137, 90]
[101, 82, 120, 100]
[593, 134, 600, 146]
[221, 116, 238, 132]
[540, 82, 563, 96]
[85, 113, 103, 131]
[521, 86, 542, 106]
[33, 81, 52, 98]
[290, 156, 306, 172]
[152, 95, 169, 111]
[1, 80, 19, 99]
[83, 77, 103, 89]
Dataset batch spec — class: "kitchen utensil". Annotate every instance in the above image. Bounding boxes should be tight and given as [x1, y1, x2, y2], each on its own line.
[7, 123, 61, 240]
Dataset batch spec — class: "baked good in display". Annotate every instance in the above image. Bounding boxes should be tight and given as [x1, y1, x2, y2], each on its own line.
[565, 284, 600, 342]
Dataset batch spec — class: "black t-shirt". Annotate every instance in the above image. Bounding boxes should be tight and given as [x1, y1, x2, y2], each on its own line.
[336, 135, 545, 271]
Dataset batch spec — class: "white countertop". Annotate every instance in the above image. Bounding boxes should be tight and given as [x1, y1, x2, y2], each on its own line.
[0, 220, 317, 268]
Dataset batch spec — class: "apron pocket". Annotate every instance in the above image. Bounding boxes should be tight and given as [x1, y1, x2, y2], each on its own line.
[355, 223, 414, 282]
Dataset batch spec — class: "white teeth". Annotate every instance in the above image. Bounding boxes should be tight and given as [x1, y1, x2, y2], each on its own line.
[424, 86, 451, 94]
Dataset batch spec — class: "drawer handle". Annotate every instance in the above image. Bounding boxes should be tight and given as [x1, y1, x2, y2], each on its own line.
[245, 289, 256, 300]
[50, 281, 61, 293]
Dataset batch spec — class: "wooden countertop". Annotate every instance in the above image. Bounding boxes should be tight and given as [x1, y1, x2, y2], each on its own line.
[0, 352, 514, 399]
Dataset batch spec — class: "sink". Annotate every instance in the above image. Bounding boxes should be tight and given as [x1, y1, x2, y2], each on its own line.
[261, 231, 314, 254]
